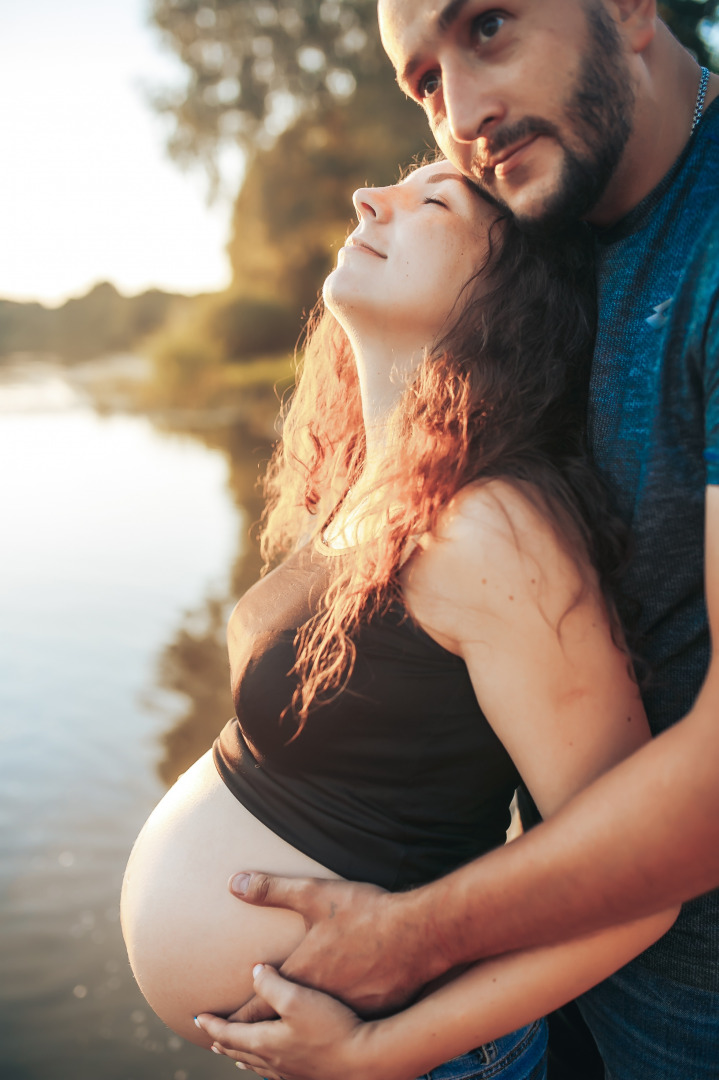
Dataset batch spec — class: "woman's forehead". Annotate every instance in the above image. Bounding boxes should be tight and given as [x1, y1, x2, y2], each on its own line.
[400, 160, 498, 228]
[401, 159, 462, 184]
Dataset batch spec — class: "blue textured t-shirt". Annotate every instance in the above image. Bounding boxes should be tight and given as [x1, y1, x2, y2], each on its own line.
[588, 97, 719, 989]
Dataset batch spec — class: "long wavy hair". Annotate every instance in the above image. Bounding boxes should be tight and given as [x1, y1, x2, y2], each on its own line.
[260, 188, 627, 728]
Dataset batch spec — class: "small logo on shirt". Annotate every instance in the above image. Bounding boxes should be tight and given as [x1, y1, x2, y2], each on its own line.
[646, 297, 673, 330]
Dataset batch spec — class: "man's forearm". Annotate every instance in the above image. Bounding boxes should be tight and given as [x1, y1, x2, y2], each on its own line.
[227, 672, 718, 1019]
[410, 689, 718, 973]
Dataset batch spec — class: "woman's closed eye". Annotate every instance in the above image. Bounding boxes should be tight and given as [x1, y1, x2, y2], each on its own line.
[424, 196, 449, 209]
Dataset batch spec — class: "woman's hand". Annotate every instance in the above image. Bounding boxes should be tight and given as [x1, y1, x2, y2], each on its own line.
[195, 964, 386, 1080]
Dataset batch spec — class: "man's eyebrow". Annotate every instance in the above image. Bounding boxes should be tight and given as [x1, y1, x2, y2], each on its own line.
[398, 0, 470, 89]
[438, 0, 471, 32]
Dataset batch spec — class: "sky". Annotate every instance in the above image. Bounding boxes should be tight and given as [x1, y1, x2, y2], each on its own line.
[1, 0, 244, 307]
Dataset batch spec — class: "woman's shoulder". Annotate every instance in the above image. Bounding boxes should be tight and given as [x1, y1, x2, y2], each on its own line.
[404, 478, 590, 639]
[424, 478, 568, 566]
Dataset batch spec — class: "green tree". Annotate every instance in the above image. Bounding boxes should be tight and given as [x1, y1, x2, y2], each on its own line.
[660, 1, 719, 67]
[149, 0, 416, 182]
[148, 0, 718, 366]
[149, 0, 429, 332]
[0, 284, 189, 362]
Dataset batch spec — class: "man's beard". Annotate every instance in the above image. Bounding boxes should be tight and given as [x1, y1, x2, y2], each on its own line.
[469, 2, 635, 230]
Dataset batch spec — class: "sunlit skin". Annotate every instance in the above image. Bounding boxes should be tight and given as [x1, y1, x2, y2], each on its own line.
[324, 160, 497, 447]
[188, 7, 719, 1078]
[378, 0, 717, 226]
[118, 162, 498, 1050]
[126, 154, 681, 1077]
[326, 163, 493, 347]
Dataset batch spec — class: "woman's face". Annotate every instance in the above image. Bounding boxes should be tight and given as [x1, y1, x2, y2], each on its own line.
[324, 160, 498, 349]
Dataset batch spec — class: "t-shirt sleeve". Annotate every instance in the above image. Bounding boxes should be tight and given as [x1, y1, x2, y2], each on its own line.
[699, 212, 719, 485]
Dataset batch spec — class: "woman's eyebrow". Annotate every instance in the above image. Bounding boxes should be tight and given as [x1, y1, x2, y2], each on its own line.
[424, 172, 467, 185]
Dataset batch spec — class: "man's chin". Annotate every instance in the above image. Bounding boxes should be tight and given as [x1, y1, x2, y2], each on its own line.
[488, 185, 572, 234]
[489, 172, 602, 234]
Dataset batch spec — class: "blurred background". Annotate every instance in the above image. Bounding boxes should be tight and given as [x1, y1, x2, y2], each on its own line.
[0, 3, 717, 1079]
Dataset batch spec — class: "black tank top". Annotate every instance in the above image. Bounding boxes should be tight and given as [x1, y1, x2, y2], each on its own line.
[213, 542, 519, 891]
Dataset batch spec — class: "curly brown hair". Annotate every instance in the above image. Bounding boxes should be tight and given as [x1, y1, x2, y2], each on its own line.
[260, 193, 627, 728]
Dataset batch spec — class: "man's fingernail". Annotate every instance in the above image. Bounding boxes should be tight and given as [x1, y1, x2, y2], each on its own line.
[231, 873, 251, 895]
[252, 963, 264, 978]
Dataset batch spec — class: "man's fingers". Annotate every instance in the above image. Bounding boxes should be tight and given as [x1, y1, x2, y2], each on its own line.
[229, 872, 322, 924]
[227, 994, 278, 1024]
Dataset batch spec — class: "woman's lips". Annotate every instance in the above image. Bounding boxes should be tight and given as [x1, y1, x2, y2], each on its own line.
[344, 237, 387, 258]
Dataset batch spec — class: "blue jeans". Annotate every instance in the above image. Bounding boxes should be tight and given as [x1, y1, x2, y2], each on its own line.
[578, 964, 719, 1079]
[416, 1019, 547, 1080]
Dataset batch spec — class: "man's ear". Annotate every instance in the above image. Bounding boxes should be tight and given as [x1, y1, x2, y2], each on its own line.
[604, 0, 657, 53]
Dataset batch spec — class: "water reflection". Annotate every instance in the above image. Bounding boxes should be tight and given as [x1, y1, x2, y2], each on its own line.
[153, 414, 273, 787]
[0, 358, 273, 1079]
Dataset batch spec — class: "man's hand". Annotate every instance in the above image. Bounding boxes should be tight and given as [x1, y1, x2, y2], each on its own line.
[226, 873, 445, 1022]
[197, 964, 384, 1080]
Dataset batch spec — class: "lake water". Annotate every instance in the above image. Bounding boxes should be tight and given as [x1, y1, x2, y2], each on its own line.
[0, 361, 258, 1080]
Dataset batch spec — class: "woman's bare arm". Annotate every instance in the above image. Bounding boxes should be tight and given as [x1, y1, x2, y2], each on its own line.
[195, 482, 680, 1074]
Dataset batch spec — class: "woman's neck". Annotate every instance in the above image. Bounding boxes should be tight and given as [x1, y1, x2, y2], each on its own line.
[320, 337, 423, 549]
[352, 338, 422, 468]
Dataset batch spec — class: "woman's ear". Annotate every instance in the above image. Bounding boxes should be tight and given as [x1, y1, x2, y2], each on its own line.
[605, 0, 657, 54]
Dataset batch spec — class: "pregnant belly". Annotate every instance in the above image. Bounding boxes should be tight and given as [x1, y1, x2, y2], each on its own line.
[120, 750, 341, 1047]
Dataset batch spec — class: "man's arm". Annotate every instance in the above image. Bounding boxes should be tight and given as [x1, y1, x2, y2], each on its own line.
[199, 900, 676, 1080]
[228, 486, 719, 1020]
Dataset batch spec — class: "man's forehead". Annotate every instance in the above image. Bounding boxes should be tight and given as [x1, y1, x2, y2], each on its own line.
[378, 0, 441, 67]
[379, 1, 597, 71]
[378, 0, 475, 84]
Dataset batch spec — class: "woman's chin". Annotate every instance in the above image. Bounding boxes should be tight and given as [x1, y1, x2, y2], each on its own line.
[322, 269, 346, 315]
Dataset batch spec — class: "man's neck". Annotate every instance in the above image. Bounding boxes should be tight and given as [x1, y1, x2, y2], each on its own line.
[587, 26, 719, 227]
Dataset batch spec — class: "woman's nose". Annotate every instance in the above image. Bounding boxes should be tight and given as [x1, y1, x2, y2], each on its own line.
[352, 186, 391, 221]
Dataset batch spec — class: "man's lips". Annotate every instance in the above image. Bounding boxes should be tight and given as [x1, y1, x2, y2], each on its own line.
[344, 236, 387, 258]
[489, 135, 541, 178]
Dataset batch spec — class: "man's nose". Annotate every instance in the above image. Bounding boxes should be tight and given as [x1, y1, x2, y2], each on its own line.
[442, 64, 504, 144]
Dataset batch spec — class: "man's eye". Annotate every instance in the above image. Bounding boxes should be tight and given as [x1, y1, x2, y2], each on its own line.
[418, 70, 442, 99]
[472, 12, 505, 45]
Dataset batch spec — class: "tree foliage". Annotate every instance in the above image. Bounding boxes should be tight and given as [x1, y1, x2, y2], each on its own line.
[149, 0, 417, 182]
[660, 1, 719, 67]
[147, 0, 718, 363]
[0, 284, 190, 362]
[149, 0, 429, 326]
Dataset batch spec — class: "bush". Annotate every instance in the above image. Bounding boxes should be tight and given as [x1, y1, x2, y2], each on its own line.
[145, 316, 224, 407]
[208, 295, 302, 361]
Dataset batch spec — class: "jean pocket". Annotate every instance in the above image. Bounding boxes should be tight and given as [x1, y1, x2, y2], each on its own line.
[418, 1044, 496, 1080]
[421, 1019, 547, 1080]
